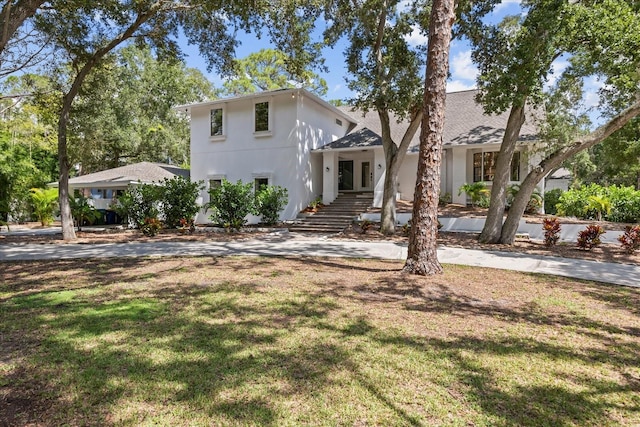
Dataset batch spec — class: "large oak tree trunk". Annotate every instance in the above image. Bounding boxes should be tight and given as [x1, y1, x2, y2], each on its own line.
[478, 103, 525, 243]
[58, 92, 77, 241]
[380, 144, 398, 234]
[499, 168, 546, 244]
[403, 0, 455, 275]
[55, 4, 162, 240]
[379, 109, 422, 235]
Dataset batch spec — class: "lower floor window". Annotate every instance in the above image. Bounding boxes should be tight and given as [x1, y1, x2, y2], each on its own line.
[209, 179, 222, 190]
[254, 177, 269, 192]
[473, 151, 521, 182]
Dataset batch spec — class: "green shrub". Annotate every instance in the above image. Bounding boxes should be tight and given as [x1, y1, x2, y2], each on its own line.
[557, 183, 604, 219]
[458, 182, 490, 208]
[557, 184, 640, 222]
[255, 185, 288, 225]
[544, 188, 563, 215]
[607, 186, 640, 223]
[438, 192, 452, 206]
[586, 195, 611, 222]
[507, 184, 543, 214]
[112, 184, 162, 228]
[28, 187, 58, 226]
[206, 179, 256, 231]
[69, 194, 102, 230]
[160, 176, 204, 228]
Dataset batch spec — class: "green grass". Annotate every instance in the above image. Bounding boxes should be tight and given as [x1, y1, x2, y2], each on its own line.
[1, 256, 639, 426]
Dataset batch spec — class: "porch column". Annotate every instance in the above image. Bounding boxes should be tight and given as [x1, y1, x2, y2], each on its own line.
[451, 147, 467, 205]
[322, 152, 338, 205]
[373, 149, 386, 207]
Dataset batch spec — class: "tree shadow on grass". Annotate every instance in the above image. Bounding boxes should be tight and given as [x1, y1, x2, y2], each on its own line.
[1, 257, 639, 425]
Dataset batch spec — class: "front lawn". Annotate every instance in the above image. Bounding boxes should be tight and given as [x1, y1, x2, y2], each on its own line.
[1, 257, 639, 426]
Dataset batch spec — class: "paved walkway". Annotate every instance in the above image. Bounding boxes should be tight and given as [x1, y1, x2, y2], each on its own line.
[1, 233, 638, 288]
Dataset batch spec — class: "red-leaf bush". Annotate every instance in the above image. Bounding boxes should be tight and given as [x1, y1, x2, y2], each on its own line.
[141, 217, 162, 237]
[542, 217, 561, 247]
[618, 225, 640, 254]
[576, 224, 605, 250]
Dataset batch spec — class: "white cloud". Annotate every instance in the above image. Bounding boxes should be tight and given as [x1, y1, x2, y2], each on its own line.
[493, 0, 522, 14]
[583, 76, 605, 109]
[404, 24, 428, 47]
[398, 0, 413, 12]
[450, 50, 478, 82]
[332, 84, 343, 93]
[544, 57, 570, 89]
[446, 80, 477, 92]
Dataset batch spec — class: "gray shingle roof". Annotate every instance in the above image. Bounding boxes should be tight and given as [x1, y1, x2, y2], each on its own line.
[317, 90, 539, 152]
[316, 128, 382, 151]
[53, 162, 189, 188]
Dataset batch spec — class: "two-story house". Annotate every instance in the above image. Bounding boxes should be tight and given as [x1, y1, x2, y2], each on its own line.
[180, 88, 540, 224]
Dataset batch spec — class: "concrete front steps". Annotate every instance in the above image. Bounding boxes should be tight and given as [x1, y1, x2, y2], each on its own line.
[288, 193, 373, 234]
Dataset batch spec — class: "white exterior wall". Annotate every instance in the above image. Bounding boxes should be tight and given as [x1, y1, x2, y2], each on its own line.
[295, 93, 349, 210]
[545, 178, 570, 192]
[392, 151, 448, 204]
[450, 147, 468, 204]
[322, 151, 338, 205]
[190, 91, 350, 224]
[397, 155, 417, 202]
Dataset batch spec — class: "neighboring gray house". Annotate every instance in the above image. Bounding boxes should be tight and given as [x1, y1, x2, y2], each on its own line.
[545, 168, 572, 192]
[50, 162, 189, 222]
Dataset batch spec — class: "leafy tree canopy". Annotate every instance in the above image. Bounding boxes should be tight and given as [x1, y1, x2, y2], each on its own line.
[0, 74, 58, 221]
[324, 0, 426, 117]
[570, 118, 640, 189]
[221, 48, 327, 97]
[67, 44, 215, 172]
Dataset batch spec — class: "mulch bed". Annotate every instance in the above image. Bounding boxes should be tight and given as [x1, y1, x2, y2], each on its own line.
[338, 224, 640, 265]
[2, 210, 638, 266]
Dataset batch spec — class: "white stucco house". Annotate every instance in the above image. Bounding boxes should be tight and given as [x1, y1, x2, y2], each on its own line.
[179, 88, 540, 224]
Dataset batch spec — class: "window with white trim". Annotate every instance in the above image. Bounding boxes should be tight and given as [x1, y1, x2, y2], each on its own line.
[210, 108, 223, 137]
[473, 151, 521, 182]
[254, 101, 270, 133]
[209, 179, 222, 190]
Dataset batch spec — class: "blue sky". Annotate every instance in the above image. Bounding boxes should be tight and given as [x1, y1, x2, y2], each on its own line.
[180, 1, 525, 102]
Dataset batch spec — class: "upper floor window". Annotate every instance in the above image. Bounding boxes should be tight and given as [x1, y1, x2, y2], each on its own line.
[254, 101, 270, 133]
[210, 108, 223, 137]
[473, 151, 521, 182]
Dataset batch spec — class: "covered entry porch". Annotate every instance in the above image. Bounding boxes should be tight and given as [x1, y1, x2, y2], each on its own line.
[319, 148, 384, 205]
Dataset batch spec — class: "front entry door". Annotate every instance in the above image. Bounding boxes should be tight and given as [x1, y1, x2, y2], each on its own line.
[338, 160, 354, 191]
